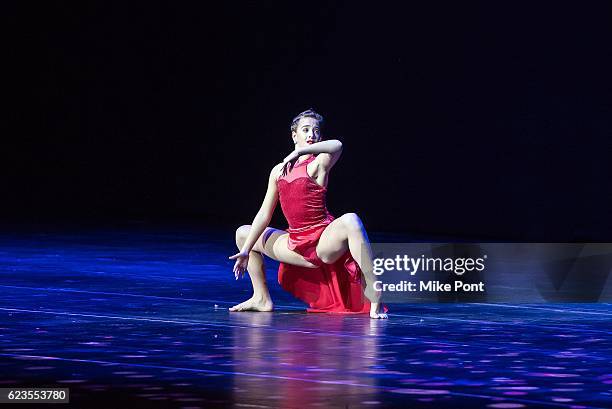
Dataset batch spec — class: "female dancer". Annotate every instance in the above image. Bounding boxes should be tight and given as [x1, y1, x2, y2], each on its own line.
[229, 109, 387, 319]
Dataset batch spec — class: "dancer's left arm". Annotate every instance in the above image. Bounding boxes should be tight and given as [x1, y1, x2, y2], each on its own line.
[283, 140, 343, 174]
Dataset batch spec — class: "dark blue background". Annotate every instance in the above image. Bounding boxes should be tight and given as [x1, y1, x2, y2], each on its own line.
[6, 1, 612, 240]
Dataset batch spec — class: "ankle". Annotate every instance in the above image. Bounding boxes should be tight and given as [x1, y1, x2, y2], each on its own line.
[364, 288, 382, 304]
[252, 293, 272, 303]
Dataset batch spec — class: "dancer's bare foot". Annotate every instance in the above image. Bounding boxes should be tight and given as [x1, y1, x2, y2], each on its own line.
[370, 302, 388, 319]
[365, 286, 387, 319]
[228, 296, 274, 312]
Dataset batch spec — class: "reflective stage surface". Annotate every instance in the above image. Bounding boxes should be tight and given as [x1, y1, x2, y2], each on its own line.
[0, 227, 610, 408]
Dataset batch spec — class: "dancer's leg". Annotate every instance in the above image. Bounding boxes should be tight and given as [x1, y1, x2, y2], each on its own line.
[230, 225, 316, 312]
[231, 233, 271, 311]
[316, 213, 388, 319]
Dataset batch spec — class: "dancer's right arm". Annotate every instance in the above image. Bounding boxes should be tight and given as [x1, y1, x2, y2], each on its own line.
[240, 163, 283, 253]
[229, 163, 283, 278]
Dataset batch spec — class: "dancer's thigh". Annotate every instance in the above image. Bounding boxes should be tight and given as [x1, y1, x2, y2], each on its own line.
[253, 226, 317, 268]
[315, 217, 350, 264]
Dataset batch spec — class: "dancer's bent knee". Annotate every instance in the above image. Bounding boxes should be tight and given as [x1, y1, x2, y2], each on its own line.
[235, 224, 251, 248]
[341, 213, 364, 234]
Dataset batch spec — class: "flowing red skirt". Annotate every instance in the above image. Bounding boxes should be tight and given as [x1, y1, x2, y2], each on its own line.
[277, 222, 372, 314]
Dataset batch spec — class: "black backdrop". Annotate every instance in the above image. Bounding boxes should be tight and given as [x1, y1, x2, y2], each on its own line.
[6, 1, 612, 240]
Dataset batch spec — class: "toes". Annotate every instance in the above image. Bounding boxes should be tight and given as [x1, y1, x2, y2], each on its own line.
[229, 303, 245, 312]
[228, 300, 273, 313]
[229, 300, 252, 312]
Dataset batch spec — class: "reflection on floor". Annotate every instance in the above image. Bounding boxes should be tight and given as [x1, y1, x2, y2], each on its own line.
[0, 227, 610, 408]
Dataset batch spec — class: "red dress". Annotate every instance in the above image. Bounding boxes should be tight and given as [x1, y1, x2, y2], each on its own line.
[276, 154, 371, 313]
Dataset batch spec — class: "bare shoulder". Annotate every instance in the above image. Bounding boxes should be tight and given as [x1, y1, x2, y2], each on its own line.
[315, 143, 343, 171]
[313, 152, 331, 166]
[270, 162, 284, 181]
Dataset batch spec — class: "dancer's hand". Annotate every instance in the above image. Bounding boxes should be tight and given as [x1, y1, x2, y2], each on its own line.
[229, 251, 249, 280]
[281, 150, 300, 176]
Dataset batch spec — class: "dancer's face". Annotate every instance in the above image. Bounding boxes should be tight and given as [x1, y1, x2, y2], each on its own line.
[292, 117, 321, 149]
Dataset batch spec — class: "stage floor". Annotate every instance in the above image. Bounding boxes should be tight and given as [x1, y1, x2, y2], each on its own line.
[0, 226, 610, 408]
